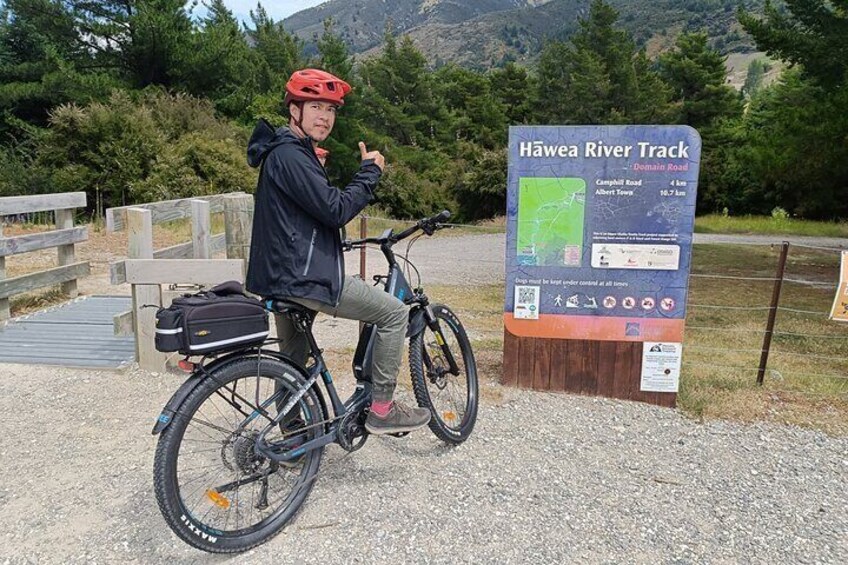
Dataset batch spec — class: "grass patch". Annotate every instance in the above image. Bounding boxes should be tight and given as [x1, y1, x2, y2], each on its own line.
[695, 214, 848, 238]
[10, 288, 71, 317]
[423, 248, 847, 434]
[682, 244, 847, 434]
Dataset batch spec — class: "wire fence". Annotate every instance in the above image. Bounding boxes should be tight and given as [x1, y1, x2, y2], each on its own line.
[354, 216, 847, 396]
[683, 240, 847, 395]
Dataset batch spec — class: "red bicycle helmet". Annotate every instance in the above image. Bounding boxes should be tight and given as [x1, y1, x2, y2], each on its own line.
[284, 68, 351, 106]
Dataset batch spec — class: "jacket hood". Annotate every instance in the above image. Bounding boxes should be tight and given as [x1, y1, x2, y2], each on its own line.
[247, 120, 304, 168]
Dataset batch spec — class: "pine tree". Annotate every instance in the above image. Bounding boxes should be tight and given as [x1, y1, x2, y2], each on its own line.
[658, 32, 741, 129]
[0, 0, 114, 136]
[316, 18, 363, 184]
[246, 4, 302, 81]
[533, 1, 676, 125]
[489, 62, 531, 125]
[176, 0, 260, 118]
[739, 0, 848, 88]
[69, 0, 194, 88]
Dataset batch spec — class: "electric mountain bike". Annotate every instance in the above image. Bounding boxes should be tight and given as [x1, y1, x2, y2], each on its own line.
[152, 210, 478, 553]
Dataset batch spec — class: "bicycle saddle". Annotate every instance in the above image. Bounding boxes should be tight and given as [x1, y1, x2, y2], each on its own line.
[263, 298, 314, 316]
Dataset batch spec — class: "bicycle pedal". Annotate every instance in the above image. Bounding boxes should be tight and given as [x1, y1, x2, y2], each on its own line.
[387, 432, 410, 438]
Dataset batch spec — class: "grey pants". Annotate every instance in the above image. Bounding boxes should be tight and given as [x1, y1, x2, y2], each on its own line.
[274, 275, 408, 402]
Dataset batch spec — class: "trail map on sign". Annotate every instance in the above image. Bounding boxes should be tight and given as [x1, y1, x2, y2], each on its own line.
[516, 178, 585, 267]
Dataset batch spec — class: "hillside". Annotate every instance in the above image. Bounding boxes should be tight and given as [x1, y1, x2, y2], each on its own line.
[283, 0, 764, 69]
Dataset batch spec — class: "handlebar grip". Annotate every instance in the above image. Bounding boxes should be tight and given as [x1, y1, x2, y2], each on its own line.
[435, 210, 451, 222]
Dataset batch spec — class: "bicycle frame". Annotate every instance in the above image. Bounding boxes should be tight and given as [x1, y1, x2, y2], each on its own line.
[153, 212, 461, 467]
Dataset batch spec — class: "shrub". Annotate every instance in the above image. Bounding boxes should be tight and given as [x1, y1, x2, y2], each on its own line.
[132, 133, 255, 202]
[34, 89, 251, 212]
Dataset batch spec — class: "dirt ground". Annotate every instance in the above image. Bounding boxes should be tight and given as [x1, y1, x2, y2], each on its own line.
[1, 225, 847, 562]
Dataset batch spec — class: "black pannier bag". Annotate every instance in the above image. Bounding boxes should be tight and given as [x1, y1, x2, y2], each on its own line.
[154, 281, 269, 355]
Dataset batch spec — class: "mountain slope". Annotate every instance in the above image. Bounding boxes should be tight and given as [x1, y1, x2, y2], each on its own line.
[283, 0, 762, 69]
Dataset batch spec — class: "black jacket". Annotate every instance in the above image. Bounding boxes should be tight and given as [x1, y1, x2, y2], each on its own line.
[245, 120, 381, 306]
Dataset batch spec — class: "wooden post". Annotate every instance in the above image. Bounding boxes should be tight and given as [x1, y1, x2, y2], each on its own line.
[191, 199, 211, 259]
[757, 242, 789, 385]
[128, 208, 165, 371]
[224, 193, 253, 259]
[224, 194, 253, 277]
[55, 208, 78, 297]
[0, 221, 8, 321]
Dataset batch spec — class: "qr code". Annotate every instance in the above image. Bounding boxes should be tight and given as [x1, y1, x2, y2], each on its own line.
[517, 286, 537, 304]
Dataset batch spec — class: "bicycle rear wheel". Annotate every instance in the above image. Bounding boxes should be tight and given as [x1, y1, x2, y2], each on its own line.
[153, 357, 325, 553]
[409, 304, 478, 444]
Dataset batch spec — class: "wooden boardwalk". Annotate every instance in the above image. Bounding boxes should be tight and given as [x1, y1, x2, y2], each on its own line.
[0, 296, 134, 369]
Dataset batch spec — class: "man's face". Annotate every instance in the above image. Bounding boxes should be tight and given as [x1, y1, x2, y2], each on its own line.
[293, 100, 337, 142]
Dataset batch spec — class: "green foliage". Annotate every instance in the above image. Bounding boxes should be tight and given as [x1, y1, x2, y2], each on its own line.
[488, 62, 532, 124]
[176, 0, 263, 119]
[133, 132, 255, 202]
[433, 65, 507, 148]
[658, 32, 742, 130]
[1, 0, 845, 223]
[377, 160, 456, 219]
[359, 32, 446, 148]
[316, 19, 364, 184]
[534, 1, 676, 125]
[456, 149, 507, 221]
[702, 1, 848, 219]
[742, 58, 771, 96]
[247, 4, 303, 79]
[34, 89, 251, 212]
[68, 1, 194, 88]
[0, 0, 118, 137]
[739, 0, 848, 88]
[724, 70, 848, 218]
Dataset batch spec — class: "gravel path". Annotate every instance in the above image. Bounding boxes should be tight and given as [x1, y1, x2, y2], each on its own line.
[1, 360, 845, 564]
[2, 231, 847, 563]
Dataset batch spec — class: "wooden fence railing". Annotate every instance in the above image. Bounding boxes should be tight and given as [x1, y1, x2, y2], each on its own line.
[0, 192, 90, 322]
[106, 193, 253, 370]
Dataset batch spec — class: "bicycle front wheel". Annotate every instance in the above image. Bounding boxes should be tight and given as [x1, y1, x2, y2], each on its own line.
[153, 356, 325, 553]
[409, 304, 478, 444]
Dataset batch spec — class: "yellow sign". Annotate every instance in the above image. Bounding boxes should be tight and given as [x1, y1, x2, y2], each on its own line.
[829, 251, 848, 322]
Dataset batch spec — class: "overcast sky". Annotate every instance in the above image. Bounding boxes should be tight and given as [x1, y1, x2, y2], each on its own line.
[205, 1, 330, 22]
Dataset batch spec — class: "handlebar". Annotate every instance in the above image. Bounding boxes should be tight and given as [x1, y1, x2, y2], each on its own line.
[344, 210, 451, 250]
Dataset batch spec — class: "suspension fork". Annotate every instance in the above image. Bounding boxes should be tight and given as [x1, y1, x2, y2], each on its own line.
[423, 305, 461, 375]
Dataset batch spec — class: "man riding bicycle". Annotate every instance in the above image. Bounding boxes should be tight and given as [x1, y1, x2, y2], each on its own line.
[245, 68, 431, 435]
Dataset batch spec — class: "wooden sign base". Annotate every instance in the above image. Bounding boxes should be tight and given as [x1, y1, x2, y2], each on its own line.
[502, 329, 676, 408]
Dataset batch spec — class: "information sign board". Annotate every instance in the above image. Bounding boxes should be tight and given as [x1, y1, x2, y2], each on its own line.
[505, 126, 701, 342]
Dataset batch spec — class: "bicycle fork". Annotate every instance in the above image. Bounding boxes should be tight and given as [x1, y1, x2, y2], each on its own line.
[422, 305, 461, 377]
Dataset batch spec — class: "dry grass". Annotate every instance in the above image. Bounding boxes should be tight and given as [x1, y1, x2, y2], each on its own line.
[10, 288, 71, 317]
[2, 219, 210, 317]
[682, 244, 847, 435]
[407, 249, 848, 435]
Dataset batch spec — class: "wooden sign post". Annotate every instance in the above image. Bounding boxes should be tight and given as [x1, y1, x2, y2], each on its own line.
[502, 126, 701, 407]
